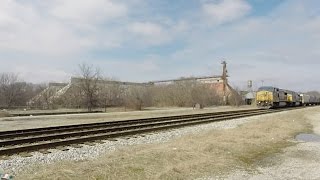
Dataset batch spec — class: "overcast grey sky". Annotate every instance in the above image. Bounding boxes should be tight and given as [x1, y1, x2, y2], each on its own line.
[0, 0, 319, 92]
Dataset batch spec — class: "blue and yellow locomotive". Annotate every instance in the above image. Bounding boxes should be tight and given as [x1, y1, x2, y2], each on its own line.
[256, 86, 287, 108]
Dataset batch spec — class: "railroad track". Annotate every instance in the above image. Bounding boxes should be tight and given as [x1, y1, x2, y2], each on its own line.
[0, 107, 303, 157]
[12, 110, 103, 117]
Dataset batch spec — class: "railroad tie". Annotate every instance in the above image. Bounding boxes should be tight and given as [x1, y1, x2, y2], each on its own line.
[38, 149, 51, 154]
[94, 140, 105, 144]
[83, 142, 96, 146]
[70, 144, 83, 148]
[55, 146, 69, 151]
[19, 152, 32, 157]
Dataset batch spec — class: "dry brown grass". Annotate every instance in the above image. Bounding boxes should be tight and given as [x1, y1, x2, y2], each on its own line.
[16, 108, 316, 180]
[0, 111, 11, 117]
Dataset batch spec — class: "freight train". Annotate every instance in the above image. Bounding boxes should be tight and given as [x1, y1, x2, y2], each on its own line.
[256, 86, 320, 109]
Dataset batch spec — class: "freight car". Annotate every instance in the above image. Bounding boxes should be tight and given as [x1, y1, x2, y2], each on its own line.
[256, 86, 319, 108]
[300, 94, 320, 106]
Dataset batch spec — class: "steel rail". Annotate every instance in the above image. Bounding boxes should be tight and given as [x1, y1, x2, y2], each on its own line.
[0, 110, 269, 146]
[0, 109, 264, 139]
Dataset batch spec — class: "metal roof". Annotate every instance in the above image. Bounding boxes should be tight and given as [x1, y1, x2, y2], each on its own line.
[245, 92, 256, 99]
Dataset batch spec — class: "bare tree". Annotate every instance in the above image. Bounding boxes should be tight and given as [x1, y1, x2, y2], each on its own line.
[23, 83, 44, 108]
[228, 87, 244, 106]
[27, 83, 48, 109]
[0, 73, 26, 108]
[78, 63, 101, 111]
[170, 80, 194, 107]
[124, 86, 151, 110]
[191, 84, 220, 107]
[99, 78, 123, 112]
[59, 85, 83, 109]
[28, 83, 71, 109]
[306, 91, 320, 98]
[39, 85, 59, 109]
[149, 80, 220, 108]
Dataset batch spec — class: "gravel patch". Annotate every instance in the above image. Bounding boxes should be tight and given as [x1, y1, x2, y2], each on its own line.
[0, 111, 285, 176]
[220, 142, 320, 180]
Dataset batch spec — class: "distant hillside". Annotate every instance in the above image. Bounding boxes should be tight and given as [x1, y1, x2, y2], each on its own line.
[306, 91, 320, 97]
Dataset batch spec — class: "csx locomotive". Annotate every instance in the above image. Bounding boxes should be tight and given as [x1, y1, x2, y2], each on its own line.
[256, 86, 320, 109]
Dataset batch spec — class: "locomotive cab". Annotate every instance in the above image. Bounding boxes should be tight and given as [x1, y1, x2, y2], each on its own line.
[256, 86, 277, 108]
[256, 86, 289, 108]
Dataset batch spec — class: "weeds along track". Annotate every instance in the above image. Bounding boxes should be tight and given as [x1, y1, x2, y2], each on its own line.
[0, 107, 303, 156]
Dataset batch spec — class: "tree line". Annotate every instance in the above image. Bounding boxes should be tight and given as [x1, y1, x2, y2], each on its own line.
[0, 64, 244, 111]
[0, 73, 44, 109]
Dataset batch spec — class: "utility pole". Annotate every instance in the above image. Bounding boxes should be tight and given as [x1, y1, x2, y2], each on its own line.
[221, 61, 228, 105]
[247, 80, 253, 105]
